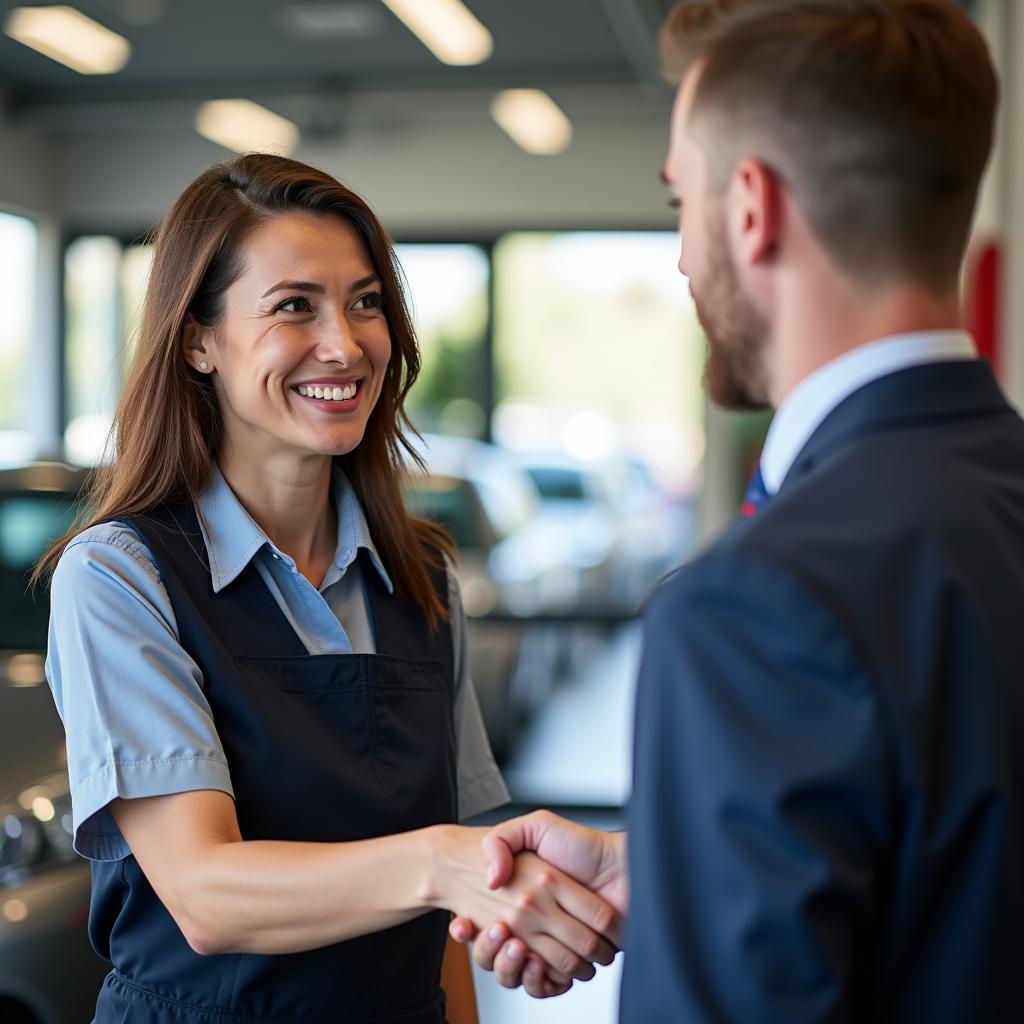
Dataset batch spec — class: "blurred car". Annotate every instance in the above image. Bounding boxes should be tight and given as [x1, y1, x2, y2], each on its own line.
[403, 435, 577, 761]
[513, 451, 693, 613]
[0, 462, 109, 1024]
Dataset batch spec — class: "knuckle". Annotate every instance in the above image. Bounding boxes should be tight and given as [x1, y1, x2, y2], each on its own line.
[591, 903, 614, 935]
[557, 952, 579, 976]
[517, 891, 538, 912]
[538, 869, 557, 889]
[578, 930, 600, 960]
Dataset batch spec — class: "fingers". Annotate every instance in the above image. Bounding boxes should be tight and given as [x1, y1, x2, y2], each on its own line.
[533, 868, 619, 963]
[448, 916, 477, 944]
[483, 810, 560, 890]
[523, 955, 573, 999]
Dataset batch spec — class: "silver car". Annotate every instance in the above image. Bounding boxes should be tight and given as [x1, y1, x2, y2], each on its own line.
[0, 463, 108, 1024]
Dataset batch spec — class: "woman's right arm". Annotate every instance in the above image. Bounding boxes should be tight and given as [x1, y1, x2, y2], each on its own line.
[110, 789, 618, 979]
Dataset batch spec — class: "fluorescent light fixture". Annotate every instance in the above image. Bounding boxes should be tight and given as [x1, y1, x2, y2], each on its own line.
[380, 0, 492, 66]
[3, 5, 130, 74]
[491, 89, 573, 155]
[195, 100, 300, 156]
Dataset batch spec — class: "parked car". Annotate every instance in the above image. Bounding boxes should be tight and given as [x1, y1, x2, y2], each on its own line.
[513, 451, 694, 613]
[0, 463, 109, 1024]
[403, 435, 576, 761]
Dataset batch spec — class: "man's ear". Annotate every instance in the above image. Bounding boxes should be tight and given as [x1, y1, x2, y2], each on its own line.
[728, 157, 781, 267]
[182, 314, 213, 372]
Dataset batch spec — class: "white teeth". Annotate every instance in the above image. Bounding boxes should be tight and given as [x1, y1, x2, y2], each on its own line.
[296, 382, 360, 401]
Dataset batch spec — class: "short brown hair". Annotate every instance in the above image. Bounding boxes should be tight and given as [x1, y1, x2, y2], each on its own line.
[661, 0, 998, 293]
[35, 155, 451, 626]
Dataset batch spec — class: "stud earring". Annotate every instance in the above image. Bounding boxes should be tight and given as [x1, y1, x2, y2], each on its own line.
[199, 361, 209, 371]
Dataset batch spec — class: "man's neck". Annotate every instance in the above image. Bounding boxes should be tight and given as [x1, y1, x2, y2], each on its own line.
[768, 281, 964, 408]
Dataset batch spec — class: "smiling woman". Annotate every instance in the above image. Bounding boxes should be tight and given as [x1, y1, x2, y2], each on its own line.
[29, 155, 622, 1024]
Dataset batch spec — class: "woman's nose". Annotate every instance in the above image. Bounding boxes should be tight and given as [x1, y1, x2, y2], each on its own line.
[317, 313, 362, 366]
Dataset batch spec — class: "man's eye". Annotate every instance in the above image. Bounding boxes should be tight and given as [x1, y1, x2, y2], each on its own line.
[276, 296, 313, 313]
[354, 291, 384, 311]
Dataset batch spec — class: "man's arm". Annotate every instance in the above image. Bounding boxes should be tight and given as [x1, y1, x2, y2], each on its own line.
[620, 552, 892, 1022]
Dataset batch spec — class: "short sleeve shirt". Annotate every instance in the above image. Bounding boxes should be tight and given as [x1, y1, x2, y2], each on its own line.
[45, 465, 509, 860]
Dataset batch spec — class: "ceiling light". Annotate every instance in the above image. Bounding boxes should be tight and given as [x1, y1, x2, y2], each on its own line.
[3, 5, 130, 74]
[380, 0, 492, 66]
[490, 89, 573, 155]
[195, 100, 300, 156]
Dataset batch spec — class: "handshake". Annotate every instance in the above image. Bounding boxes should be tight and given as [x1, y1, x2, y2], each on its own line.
[438, 811, 628, 999]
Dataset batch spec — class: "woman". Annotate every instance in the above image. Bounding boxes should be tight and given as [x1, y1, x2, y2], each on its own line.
[37, 154, 618, 1024]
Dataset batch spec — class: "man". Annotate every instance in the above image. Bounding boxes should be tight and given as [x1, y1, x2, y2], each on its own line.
[452, 0, 1024, 1019]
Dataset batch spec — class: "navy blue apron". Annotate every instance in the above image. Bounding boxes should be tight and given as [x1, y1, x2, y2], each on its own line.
[87, 503, 458, 1023]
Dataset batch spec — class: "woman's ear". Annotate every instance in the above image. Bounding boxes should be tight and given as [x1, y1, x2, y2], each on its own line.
[182, 315, 214, 373]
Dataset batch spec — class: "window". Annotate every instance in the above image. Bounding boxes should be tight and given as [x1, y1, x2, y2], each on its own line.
[63, 238, 153, 464]
[394, 243, 489, 438]
[0, 212, 39, 465]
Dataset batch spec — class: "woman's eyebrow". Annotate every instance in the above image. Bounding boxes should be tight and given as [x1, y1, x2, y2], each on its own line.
[261, 280, 326, 299]
[259, 274, 380, 299]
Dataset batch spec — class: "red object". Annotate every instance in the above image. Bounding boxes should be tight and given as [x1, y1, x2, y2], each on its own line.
[965, 240, 1002, 374]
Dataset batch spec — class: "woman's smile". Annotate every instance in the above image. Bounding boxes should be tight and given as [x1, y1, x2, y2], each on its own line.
[292, 377, 364, 412]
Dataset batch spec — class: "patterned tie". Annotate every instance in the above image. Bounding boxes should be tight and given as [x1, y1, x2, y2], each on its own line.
[740, 462, 771, 517]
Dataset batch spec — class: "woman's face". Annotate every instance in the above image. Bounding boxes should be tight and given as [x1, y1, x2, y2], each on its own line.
[187, 210, 392, 464]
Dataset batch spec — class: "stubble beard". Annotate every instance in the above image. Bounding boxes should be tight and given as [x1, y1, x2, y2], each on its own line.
[692, 213, 772, 412]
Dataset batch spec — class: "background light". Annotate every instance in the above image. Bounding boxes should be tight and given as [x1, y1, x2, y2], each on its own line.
[490, 89, 573, 155]
[3, 5, 130, 75]
[380, 0, 492, 66]
[195, 100, 300, 156]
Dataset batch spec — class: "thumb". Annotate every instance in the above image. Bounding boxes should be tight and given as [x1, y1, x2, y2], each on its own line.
[481, 831, 516, 890]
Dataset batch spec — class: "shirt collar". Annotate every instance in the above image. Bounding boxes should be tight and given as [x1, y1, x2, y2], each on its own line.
[196, 463, 394, 594]
[760, 329, 977, 495]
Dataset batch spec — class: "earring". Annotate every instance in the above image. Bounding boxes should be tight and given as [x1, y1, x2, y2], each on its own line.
[199, 361, 209, 371]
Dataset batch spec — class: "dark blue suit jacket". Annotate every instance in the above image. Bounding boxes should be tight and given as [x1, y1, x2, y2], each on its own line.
[621, 360, 1024, 1022]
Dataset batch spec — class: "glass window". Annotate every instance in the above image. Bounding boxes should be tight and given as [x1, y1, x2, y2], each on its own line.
[63, 239, 153, 465]
[393, 243, 489, 438]
[492, 231, 704, 611]
[0, 212, 39, 465]
[64, 237, 122, 464]
[493, 231, 704, 493]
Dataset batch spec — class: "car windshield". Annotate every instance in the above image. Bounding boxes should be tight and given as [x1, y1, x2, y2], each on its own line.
[525, 466, 587, 502]
[404, 480, 484, 551]
[0, 492, 80, 650]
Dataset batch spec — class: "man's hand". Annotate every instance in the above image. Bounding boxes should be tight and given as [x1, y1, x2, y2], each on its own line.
[448, 811, 628, 998]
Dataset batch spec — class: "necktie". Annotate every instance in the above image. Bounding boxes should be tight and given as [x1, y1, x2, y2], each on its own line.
[740, 462, 771, 517]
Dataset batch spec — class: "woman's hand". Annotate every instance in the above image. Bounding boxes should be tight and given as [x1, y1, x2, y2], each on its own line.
[448, 812, 629, 998]
[425, 825, 619, 983]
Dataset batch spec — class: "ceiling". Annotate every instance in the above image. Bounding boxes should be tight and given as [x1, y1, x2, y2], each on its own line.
[0, 0, 678, 125]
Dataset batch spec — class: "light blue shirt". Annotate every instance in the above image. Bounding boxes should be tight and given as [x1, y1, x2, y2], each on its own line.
[45, 464, 508, 861]
[761, 329, 978, 495]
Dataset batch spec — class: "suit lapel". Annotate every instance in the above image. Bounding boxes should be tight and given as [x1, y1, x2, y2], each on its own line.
[779, 359, 1012, 494]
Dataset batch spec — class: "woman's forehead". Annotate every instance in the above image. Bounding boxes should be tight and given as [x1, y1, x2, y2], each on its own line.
[238, 211, 374, 288]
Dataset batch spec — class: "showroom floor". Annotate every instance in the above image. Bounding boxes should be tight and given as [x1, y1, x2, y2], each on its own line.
[470, 623, 640, 1024]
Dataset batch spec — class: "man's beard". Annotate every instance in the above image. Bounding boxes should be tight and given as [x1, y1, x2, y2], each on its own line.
[691, 213, 771, 412]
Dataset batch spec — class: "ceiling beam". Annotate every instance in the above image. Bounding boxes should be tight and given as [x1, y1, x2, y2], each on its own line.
[597, 0, 672, 99]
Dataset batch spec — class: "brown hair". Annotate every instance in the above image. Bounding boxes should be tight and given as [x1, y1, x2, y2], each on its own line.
[35, 154, 452, 626]
[660, 0, 998, 293]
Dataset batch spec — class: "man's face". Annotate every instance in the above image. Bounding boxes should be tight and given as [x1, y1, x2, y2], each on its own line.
[664, 69, 770, 411]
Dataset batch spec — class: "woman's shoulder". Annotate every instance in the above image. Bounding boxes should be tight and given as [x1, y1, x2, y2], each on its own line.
[53, 519, 163, 595]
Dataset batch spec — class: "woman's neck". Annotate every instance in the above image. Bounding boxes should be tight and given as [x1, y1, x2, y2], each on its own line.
[217, 449, 338, 582]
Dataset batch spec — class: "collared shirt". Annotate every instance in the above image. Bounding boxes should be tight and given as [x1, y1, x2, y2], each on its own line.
[761, 329, 978, 495]
[46, 464, 508, 861]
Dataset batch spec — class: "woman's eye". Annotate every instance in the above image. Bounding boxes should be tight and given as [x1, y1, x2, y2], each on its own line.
[276, 296, 313, 314]
[353, 290, 384, 312]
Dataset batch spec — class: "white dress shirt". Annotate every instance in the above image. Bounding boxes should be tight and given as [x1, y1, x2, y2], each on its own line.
[760, 329, 978, 495]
